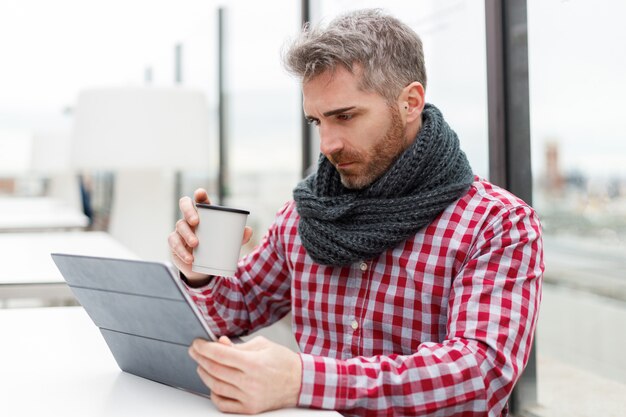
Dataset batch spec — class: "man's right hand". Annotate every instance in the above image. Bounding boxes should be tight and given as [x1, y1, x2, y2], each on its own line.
[168, 188, 253, 285]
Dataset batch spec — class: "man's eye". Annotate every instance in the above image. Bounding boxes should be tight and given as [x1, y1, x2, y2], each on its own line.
[336, 114, 353, 121]
[306, 118, 320, 126]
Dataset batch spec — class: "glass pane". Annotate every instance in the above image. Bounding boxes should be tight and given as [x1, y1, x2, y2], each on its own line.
[528, 0, 626, 413]
[220, 0, 301, 243]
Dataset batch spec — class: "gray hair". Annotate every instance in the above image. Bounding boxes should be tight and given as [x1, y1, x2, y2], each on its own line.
[282, 9, 427, 104]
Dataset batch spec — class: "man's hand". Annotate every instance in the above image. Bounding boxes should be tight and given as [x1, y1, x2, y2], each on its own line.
[168, 188, 252, 284]
[189, 335, 302, 414]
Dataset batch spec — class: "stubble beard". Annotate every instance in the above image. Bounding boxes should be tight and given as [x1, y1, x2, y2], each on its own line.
[334, 107, 407, 190]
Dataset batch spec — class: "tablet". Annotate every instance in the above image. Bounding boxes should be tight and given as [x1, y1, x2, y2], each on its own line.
[51, 253, 215, 396]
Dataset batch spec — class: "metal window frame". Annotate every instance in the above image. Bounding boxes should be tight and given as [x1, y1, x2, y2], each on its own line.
[217, 7, 229, 205]
[300, 0, 314, 178]
[485, 0, 537, 415]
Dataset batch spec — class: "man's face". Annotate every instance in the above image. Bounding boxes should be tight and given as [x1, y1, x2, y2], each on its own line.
[303, 66, 410, 189]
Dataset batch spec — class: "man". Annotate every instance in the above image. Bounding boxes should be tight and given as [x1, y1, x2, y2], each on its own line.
[168, 9, 543, 416]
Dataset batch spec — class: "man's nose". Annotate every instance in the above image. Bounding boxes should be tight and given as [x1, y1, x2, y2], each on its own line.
[319, 126, 344, 156]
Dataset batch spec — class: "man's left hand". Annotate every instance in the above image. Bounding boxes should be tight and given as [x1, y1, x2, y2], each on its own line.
[189, 335, 302, 414]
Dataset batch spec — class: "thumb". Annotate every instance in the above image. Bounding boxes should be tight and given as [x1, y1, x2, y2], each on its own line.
[194, 188, 210, 204]
[234, 336, 268, 351]
[242, 226, 253, 245]
[218, 335, 234, 346]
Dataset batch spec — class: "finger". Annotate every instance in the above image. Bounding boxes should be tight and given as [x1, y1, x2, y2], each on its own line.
[179, 196, 200, 227]
[195, 355, 244, 390]
[232, 335, 269, 351]
[175, 218, 199, 248]
[194, 188, 211, 204]
[242, 226, 253, 245]
[196, 366, 243, 402]
[171, 247, 193, 268]
[210, 390, 246, 414]
[191, 339, 249, 371]
[189, 340, 237, 369]
[218, 336, 234, 346]
[168, 231, 194, 264]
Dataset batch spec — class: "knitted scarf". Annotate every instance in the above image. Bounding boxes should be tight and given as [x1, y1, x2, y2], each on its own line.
[292, 103, 474, 266]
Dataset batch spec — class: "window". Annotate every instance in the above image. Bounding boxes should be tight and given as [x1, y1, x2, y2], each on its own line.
[528, 0, 626, 413]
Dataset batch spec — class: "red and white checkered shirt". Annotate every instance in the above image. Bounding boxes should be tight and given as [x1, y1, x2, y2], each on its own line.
[184, 178, 543, 416]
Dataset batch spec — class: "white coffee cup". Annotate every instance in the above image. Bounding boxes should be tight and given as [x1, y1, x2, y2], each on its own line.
[191, 203, 250, 277]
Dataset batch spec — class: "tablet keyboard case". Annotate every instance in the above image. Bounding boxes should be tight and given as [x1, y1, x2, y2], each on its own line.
[51, 254, 211, 396]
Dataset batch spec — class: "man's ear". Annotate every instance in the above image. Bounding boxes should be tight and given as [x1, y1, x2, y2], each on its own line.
[398, 81, 425, 124]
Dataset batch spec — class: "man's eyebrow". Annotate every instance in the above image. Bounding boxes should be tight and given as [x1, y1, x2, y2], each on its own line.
[322, 106, 356, 117]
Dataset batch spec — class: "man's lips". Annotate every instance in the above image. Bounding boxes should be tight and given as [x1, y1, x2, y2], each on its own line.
[329, 153, 358, 170]
[336, 162, 354, 169]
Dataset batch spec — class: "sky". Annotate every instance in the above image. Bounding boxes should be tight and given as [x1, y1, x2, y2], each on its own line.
[527, 0, 626, 179]
[0, 0, 625, 179]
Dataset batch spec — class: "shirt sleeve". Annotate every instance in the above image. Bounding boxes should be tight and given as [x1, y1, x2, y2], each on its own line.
[297, 205, 544, 416]
[182, 203, 293, 338]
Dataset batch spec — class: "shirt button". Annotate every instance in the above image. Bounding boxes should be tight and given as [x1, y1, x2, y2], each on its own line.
[359, 262, 368, 271]
[351, 320, 359, 330]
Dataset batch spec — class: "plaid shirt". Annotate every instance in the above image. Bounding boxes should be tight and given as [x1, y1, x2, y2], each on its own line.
[184, 178, 543, 416]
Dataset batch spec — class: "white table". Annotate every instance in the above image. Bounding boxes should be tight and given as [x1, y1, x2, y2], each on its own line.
[0, 197, 89, 231]
[0, 307, 339, 417]
[0, 231, 138, 302]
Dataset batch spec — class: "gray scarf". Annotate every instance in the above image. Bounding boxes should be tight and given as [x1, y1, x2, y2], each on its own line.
[292, 103, 474, 266]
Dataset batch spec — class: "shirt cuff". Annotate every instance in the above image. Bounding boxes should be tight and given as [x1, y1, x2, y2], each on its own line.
[178, 271, 223, 334]
[179, 271, 214, 288]
[298, 353, 348, 410]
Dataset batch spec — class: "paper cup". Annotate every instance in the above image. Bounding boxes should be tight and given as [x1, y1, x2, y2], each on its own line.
[191, 203, 250, 277]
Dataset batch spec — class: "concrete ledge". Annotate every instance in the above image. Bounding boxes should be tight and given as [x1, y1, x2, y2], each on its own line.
[528, 283, 626, 416]
[537, 283, 626, 384]
[524, 354, 626, 417]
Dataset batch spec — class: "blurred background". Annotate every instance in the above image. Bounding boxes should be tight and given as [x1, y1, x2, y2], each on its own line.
[1, 0, 625, 416]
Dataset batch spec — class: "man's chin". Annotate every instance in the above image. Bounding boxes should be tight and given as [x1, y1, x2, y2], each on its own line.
[340, 174, 372, 190]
